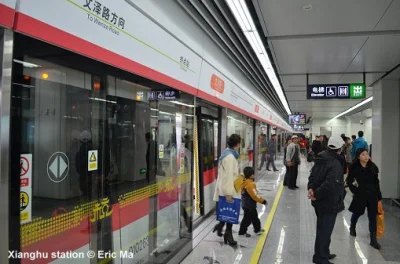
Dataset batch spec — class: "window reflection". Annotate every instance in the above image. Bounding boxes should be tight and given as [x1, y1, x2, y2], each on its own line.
[227, 111, 254, 172]
[13, 42, 193, 264]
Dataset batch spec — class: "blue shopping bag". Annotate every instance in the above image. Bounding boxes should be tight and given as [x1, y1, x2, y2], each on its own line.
[216, 196, 241, 224]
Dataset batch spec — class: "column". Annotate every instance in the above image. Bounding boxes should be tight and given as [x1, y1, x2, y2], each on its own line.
[372, 79, 400, 199]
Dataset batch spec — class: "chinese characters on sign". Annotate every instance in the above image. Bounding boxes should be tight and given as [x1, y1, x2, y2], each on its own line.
[210, 74, 225, 94]
[180, 56, 190, 71]
[90, 197, 113, 223]
[307, 83, 366, 99]
[147, 90, 178, 101]
[83, 0, 125, 36]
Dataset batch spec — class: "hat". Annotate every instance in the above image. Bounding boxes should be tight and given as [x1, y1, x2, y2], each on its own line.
[327, 136, 343, 150]
[291, 135, 298, 139]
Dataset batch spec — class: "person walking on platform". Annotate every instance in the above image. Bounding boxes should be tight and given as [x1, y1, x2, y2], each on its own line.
[213, 134, 241, 246]
[351, 131, 369, 159]
[286, 135, 300, 190]
[283, 137, 292, 186]
[238, 167, 267, 237]
[266, 134, 279, 171]
[307, 136, 346, 264]
[346, 148, 383, 250]
[258, 134, 268, 170]
[310, 135, 322, 156]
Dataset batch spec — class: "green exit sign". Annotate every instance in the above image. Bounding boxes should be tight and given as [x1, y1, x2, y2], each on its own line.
[350, 83, 366, 99]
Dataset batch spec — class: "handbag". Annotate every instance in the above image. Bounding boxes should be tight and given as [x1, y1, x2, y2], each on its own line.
[216, 196, 241, 224]
[377, 201, 385, 238]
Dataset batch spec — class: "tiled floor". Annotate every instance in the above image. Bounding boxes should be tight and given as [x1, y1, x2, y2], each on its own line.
[180, 157, 400, 264]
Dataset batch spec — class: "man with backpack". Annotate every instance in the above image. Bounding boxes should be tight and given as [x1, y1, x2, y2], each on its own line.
[307, 136, 346, 264]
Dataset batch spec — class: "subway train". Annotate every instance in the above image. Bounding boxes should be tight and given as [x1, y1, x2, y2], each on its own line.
[0, 2, 290, 264]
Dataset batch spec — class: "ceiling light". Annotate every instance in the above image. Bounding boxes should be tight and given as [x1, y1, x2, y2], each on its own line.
[327, 96, 373, 124]
[226, 0, 291, 115]
[302, 4, 313, 11]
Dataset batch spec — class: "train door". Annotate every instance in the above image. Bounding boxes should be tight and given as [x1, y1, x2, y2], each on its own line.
[193, 103, 219, 220]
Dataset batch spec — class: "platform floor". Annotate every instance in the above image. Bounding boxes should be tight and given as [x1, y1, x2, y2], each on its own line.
[180, 156, 400, 264]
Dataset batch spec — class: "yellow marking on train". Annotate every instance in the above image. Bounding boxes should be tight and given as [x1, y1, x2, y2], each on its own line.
[249, 183, 284, 264]
[21, 174, 191, 247]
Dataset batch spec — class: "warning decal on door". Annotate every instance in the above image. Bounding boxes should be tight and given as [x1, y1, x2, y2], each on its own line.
[88, 150, 98, 171]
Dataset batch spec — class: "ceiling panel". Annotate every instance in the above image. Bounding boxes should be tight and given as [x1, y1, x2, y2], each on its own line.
[374, 0, 400, 31]
[286, 91, 307, 101]
[257, 0, 392, 36]
[347, 35, 400, 72]
[271, 37, 368, 74]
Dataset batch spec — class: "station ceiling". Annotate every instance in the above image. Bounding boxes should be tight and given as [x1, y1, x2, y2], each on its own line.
[251, 0, 400, 119]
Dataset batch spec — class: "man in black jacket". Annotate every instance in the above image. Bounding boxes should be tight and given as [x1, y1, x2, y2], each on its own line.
[307, 136, 346, 264]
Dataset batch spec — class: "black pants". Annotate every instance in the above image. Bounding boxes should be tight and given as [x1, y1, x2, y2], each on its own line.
[287, 164, 298, 189]
[351, 199, 377, 233]
[239, 208, 261, 234]
[313, 208, 337, 263]
[217, 221, 233, 231]
[283, 165, 289, 186]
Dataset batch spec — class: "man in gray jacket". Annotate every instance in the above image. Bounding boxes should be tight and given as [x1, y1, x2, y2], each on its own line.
[286, 135, 300, 189]
[266, 134, 279, 172]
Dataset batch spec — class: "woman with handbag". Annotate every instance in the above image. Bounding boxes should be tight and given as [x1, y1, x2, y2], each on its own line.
[346, 148, 383, 249]
[213, 134, 241, 246]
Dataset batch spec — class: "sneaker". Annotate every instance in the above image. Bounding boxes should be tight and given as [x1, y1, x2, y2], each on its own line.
[238, 232, 251, 237]
[254, 229, 265, 234]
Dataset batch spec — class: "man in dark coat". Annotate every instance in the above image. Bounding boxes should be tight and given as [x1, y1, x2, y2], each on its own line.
[308, 136, 346, 264]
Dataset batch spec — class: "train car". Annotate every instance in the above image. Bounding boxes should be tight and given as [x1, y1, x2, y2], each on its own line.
[0, 1, 291, 263]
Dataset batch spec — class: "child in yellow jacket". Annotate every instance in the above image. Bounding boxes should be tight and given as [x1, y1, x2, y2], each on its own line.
[238, 167, 267, 237]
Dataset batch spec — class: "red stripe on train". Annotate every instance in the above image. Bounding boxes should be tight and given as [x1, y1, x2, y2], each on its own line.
[0, 3, 15, 28]
[21, 220, 90, 264]
[203, 167, 218, 186]
[113, 199, 150, 231]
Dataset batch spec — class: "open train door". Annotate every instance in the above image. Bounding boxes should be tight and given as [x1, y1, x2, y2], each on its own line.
[193, 101, 220, 222]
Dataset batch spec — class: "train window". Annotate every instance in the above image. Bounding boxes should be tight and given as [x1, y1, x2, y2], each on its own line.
[227, 110, 254, 172]
[12, 35, 194, 264]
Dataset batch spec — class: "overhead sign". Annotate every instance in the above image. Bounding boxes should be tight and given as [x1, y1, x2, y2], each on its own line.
[88, 150, 98, 171]
[47, 152, 69, 183]
[147, 90, 178, 101]
[307, 83, 366, 99]
[20, 154, 32, 224]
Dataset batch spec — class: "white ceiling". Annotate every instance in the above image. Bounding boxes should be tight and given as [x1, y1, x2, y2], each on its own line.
[253, 0, 400, 119]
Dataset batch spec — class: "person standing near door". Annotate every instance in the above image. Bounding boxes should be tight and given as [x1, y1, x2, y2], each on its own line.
[286, 135, 300, 189]
[258, 134, 268, 170]
[266, 134, 279, 172]
[213, 134, 241, 246]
